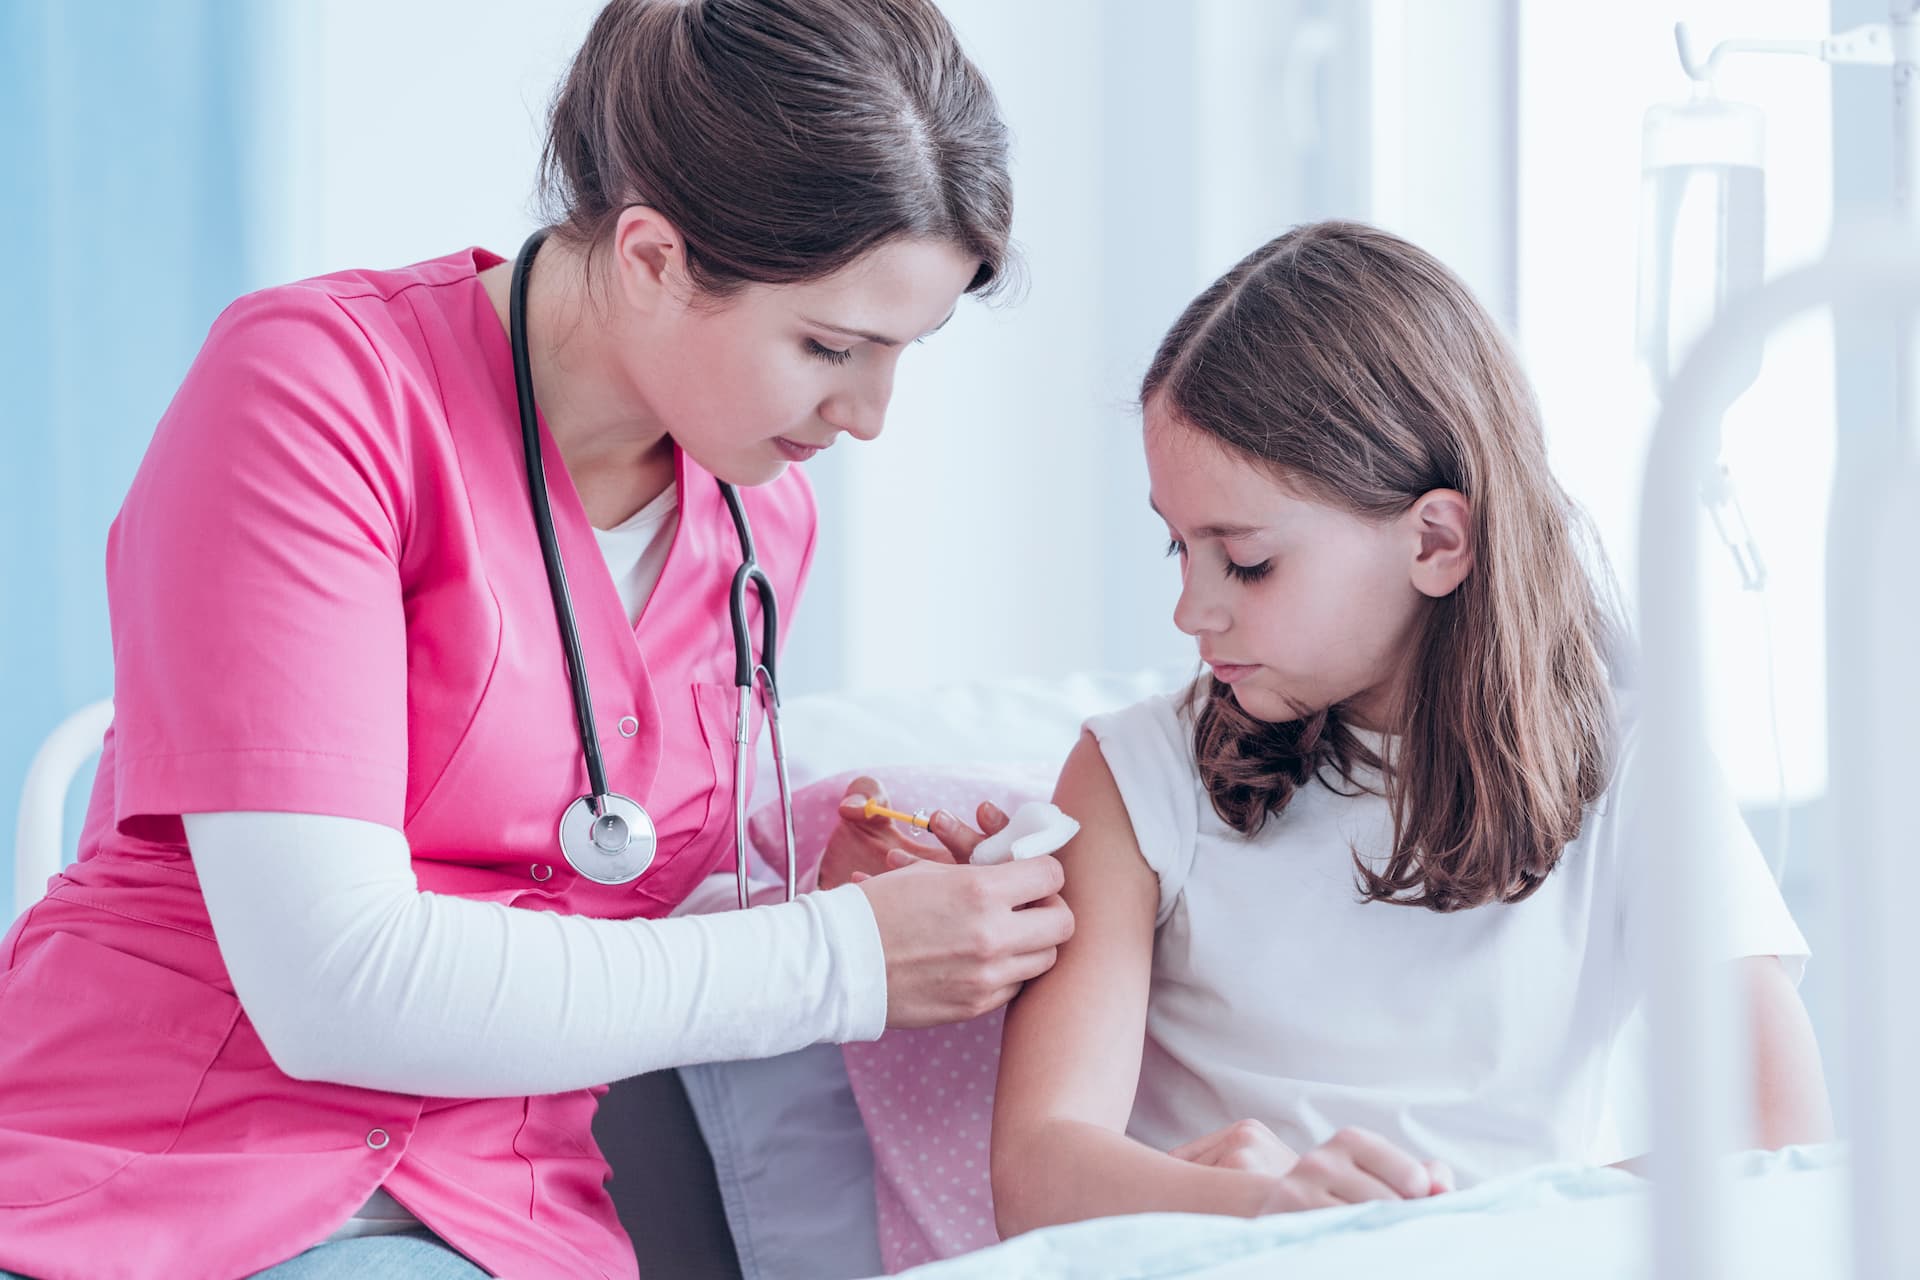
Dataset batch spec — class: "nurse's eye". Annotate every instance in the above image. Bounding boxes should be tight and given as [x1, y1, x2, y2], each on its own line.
[1223, 557, 1273, 584]
[805, 338, 853, 366]
[1164, 537, 1187, 560]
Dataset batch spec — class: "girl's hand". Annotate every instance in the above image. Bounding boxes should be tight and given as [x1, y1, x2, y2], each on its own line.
[1169, 1119, 1301, 1177]
[818, 777, 1011, 889]
[1253, 1128, 1454, 1213]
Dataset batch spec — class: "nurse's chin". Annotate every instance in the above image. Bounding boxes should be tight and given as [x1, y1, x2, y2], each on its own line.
[698, 449, 793, 489]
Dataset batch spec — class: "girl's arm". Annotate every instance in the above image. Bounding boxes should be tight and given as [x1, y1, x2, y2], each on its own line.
[990, 733, 1435, 1237]
[990, 733, 1273, 1236]
[1742, 955, 1833, 1147]
[1610, 955, 1832, 1175]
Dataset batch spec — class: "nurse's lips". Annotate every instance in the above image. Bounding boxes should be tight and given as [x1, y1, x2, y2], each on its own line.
[775, 437, 827, 461]
[1207, 661, 1256, 684]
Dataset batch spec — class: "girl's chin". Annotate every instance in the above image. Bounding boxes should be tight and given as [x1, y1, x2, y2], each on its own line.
[1224, 682, 1284, 722]
[1225, 681, 1328, 726]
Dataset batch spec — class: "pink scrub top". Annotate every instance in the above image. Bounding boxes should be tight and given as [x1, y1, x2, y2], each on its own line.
[0, 249, 818, 1280]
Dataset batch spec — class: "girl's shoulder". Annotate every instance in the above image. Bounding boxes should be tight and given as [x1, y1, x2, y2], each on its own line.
[1082, 682, 1206, 793]
[1080, 680, 1206, 926]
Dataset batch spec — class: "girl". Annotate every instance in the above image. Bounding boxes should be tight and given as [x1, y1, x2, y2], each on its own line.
[990, 220, 1832, 1233]
[0, 3, 1071, 1278]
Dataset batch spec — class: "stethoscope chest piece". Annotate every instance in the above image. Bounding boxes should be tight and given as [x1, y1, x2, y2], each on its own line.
[558, 792, 657, 884]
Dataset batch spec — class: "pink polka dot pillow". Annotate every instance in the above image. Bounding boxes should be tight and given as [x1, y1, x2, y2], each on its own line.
[749, 764, 1056, 1271]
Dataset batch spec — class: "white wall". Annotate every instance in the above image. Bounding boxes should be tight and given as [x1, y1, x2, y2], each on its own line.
[1516, 0, 1838, 806]
[249, 1, 1384, 697]
[250, 0, 1523, 704]
[260, 0, 606, 280]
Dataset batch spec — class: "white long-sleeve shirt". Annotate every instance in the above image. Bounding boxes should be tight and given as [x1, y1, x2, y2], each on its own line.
[184, 486, 888, 1241]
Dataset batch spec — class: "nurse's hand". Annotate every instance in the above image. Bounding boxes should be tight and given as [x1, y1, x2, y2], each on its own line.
[819, 778, 1011, 890]
[855, 852, 1074, 1028]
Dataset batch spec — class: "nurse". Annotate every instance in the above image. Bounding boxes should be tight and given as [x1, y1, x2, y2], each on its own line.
[0, 2, 1072, 1278]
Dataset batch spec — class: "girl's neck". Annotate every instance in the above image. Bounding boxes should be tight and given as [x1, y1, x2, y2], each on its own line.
[1339, 680, 1400, 735]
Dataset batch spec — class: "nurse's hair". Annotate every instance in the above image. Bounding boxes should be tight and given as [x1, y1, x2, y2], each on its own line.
[539, 0, 1016, 299]
[1142, 220, 1621, 913]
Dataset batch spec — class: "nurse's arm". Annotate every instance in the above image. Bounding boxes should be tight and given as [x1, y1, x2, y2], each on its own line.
[990, 733, 1272, 1236]
[186, 810, 889, 1096]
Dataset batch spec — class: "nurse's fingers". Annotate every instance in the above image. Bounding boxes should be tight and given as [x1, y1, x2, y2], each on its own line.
[976, 852, 1067, 906]
[924, 805, 999, 863]
[984, 935, 1070, 1000]
[838, 776, 888, 820]
[842, 781, 944, 846]
[999, 946, 1060, 985]
[1000, 896, 1074, 954]
[883, 845, 958, 871]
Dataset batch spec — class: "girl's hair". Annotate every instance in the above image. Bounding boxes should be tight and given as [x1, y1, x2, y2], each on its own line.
[1141, 220, 1620, 913]
[539, 0, 1016, 300]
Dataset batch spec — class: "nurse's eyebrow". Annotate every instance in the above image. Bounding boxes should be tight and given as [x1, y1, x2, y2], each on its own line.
[1148, 496, 1266, 540]
[802, 307, 957, 349]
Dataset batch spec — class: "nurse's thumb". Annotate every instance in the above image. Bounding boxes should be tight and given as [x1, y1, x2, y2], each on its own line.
[884, 848, 922, 870]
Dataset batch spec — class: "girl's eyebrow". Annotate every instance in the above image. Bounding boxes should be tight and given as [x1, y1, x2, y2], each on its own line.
[1148, 496, 1267, 540]
[799, 307, 957, 349]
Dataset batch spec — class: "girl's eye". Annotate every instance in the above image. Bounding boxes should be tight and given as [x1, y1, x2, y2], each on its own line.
[805, 338, 853, 366]
[1224, 558, 1273, 584]
[1166, 536, 1268, 584]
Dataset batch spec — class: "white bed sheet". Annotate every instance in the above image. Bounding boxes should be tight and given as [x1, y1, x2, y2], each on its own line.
[889, 1146, 1847, 1279]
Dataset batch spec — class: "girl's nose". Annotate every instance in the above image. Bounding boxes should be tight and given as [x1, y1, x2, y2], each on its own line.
[1172, 576, 1229, 638]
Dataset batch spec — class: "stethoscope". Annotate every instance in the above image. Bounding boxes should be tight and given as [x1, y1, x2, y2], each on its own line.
[510, 228, 798, 909]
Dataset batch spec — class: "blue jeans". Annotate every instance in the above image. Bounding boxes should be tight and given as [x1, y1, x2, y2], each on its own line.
[251, 1231, 489, 1278]
[0, 1229, 489, 1280]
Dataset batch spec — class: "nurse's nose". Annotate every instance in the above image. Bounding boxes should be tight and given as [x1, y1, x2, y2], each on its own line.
[820, 370, 893, 442]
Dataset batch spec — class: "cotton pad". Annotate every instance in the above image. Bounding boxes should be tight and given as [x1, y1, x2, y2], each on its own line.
[970, 801, 1080, 865]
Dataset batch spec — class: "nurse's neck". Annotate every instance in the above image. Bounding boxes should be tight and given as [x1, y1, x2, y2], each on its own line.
[478, 244, 675, 531]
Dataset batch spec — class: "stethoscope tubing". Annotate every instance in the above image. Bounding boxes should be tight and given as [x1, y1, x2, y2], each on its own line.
[510, 227, 796, 906]
[511, 228, 617, 815]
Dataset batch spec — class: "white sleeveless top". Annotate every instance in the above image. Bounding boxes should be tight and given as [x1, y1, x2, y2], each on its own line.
[1083, 684, 1806, 1187]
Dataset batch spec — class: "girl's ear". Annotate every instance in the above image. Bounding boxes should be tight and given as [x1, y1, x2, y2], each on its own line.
[1407, 489, 1473, 598]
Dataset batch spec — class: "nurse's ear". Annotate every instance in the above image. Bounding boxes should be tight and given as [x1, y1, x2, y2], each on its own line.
[609, 204, 695, 314]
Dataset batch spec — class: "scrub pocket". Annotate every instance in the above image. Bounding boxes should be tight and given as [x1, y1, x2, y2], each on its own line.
[0, 929, 239, 1205]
